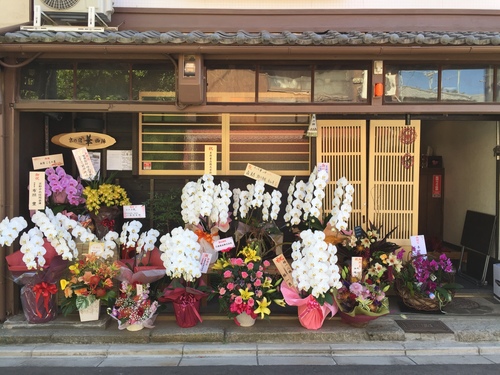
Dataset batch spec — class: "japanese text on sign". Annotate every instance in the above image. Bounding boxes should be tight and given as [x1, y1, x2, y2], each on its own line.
[29, 171, 45, 210]
[244, 163, 281, 188]
[351, 257, 363, 279]
[200, 253, 212, 273]
[204, 145, 217, 175]
[410, 235, 427, 256]
[273, 254, 295, 290]
[32, 154, 64, 170]
[72, 147, 96, 180]
[213, 237, 235, 252]
[123, 205, 146, 219]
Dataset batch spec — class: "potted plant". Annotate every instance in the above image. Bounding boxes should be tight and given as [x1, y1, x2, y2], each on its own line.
[395, 251, 463, 311]
[44, 166, 86, 213]
[4, 209, 96, 323]
[231, 179, 283, 258]
[82, 175, 131, 239]
[60, 252, 120, 321]
[158, 226, 209, 328]
[181, 174, 232, 264]
[282, 229, 342, 330]
[210, 241, 285, 326]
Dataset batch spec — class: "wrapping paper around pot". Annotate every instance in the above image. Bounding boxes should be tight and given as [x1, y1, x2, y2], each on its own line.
[159, 281, 207, 328]
[89, 206, 121, 239]
[20, 282, 58, 323]
[6, 240, 65, 280]
[111, 313, 158, 331]
[281, 283, 337, 330]
[173, 297, 202, 328]
[116, 248, 166, 284]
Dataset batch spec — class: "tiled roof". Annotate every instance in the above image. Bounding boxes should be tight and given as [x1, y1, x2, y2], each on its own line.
[2, 30, 500, 46]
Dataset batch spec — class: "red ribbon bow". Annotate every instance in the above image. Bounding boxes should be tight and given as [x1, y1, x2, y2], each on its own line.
[32, 282, 58, 318]
[101, 218, 115, 231]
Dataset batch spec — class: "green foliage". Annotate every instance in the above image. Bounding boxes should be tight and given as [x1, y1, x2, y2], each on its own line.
[144, 189, 183, 235]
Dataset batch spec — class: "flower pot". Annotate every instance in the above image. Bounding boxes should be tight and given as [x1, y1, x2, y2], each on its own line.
[21, 283, 58, 324]
[89, 206, 121, 240]
[126, 323, 144, 331]
[79, 299, 100, 322]
[234, 312, 256, 327]
[173, 297, 202, 328]
[297, 295, 331, 330]
[338, 310, 384, 328]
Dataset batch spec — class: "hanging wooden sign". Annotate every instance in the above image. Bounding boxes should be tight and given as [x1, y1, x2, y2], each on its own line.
[51, 132, 116, 150]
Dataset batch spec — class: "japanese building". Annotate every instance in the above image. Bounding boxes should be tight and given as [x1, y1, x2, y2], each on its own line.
[0, 0, 499, 320]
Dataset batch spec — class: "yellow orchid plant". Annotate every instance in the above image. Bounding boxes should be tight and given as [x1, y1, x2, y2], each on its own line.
[209, 241, 285, 321]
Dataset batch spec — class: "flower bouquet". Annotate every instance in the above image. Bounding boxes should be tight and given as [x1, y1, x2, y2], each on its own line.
[83, 176, 131, 239]
[395, 251, 462, 311]
[60, 253, 120, 321]
[158, 226, 208, 328]
[210, 241, 285, 326]
[108, 281, 159, 331]
[181, 174, 232, 264]
[232, 179, 283, 258]
[334, 265, 393, 327]
[283, 229, 342, 330]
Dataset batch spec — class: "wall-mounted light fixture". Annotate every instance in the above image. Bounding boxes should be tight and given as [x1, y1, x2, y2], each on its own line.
[306, 114, 318, 137]
[405, 114, 412, 125]
[178, 54, 205, 104]
[374, 83, 384, 97]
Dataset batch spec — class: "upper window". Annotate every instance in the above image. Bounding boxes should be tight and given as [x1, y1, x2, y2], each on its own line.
[385, 64, 495, 103]
[207, 62, 369, 104]
[20, 61, 175, 101]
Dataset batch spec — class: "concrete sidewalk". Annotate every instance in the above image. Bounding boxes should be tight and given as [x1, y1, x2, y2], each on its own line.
[1, 288, 500, 367]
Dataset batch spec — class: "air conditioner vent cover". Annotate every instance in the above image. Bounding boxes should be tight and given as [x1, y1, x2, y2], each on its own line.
[41, 0, 80, 10]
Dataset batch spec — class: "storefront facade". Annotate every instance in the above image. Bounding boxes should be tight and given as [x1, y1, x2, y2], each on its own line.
[1, 2, 500, 320]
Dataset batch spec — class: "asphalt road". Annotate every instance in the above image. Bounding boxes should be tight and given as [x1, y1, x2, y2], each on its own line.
[1, 365, 499, 375]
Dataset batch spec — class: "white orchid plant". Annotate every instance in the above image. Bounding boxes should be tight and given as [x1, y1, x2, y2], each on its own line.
[290, 229, 342, 305]
[327, 177, 354, 232]
[283, 167, 329, 231]
[231, 179, 283, 258]
[181, 174, 232, 234]
[0, 216, 28, 247]
[159, 226, 202, 283]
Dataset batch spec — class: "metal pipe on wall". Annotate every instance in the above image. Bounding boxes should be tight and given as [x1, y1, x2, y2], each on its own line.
[0, 68, 6, 321]
[494, 124, 500, 260]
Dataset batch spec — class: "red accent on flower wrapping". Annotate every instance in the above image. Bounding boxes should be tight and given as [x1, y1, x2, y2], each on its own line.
[101, 218, 115, 231]
[32, 282, 58, 318]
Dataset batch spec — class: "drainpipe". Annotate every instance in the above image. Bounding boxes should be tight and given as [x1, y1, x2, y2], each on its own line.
[0, 69, 5, 321]
[495, 121, 500, 260]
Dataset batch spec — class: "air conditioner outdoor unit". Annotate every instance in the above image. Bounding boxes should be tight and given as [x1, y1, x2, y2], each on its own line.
[34, 0, 114, 24]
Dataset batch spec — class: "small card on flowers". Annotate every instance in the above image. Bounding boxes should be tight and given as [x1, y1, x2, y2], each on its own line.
[351, 257, 363, 279]
[213, 237, 235, 252]
[200, 253, 212, 273]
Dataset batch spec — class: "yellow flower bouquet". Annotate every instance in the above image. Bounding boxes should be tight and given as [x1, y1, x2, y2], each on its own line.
[83, 183, 131, 214]
[82, 176, 131, 239]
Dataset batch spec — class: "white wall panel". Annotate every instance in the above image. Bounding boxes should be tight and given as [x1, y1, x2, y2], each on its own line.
[115, 0, 500, 10]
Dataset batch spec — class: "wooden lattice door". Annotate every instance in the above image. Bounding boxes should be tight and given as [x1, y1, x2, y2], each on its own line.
[368, 120, 420, 247]
[317, 120, 367, 229]
[317, 119, 420, 247]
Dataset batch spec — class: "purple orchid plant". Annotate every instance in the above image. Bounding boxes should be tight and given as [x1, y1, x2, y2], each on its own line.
[45, 166, 85, 206]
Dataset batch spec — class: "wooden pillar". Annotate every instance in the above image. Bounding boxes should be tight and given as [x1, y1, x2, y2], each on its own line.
[0, 57, 21, 320]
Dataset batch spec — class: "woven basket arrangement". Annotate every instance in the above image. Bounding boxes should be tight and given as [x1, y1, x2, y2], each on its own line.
[395, 279, 454, 312]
